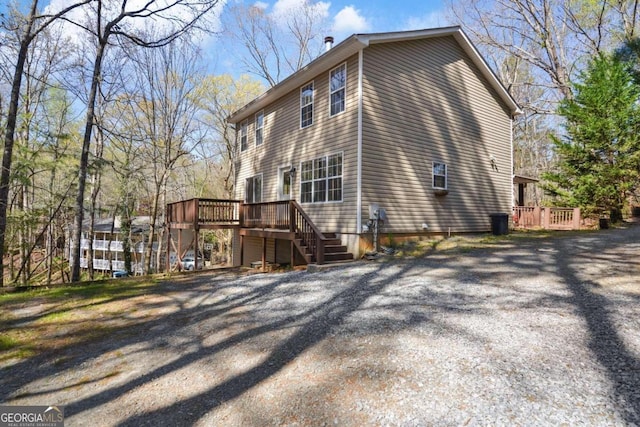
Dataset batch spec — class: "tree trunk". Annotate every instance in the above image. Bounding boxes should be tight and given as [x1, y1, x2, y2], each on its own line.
[71, 40, 107, 282]
[0, 0, 38, 286]
[144, 188, 160, 274]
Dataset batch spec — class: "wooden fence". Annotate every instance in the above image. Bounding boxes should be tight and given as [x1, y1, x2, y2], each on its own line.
[512, 206, 581, 230]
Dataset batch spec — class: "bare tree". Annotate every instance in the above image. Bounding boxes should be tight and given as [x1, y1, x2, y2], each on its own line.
[448, 0, 640, 193]
[222, 1, 329, 86]
[0, 0, 92, 286]
[120, 37, 207, 274]
[65, 0, 221, 282]
[198, 74, 264, 197]
[0, 10, 78, 285]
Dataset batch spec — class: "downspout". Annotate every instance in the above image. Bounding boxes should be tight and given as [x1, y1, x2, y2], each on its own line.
[510, 115, 514, 209]
[356, 49, 364, 235]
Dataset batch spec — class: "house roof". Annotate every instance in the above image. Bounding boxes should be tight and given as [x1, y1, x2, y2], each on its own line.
[227, 26, 522, 123]
[82, 216, 151, 234]
[513, 175, 539, 184]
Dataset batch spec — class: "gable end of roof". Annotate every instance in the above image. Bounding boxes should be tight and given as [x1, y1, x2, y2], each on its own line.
[227, 26, 521, 123]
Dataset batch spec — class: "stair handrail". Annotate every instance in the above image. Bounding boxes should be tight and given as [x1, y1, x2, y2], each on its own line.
[289, 200, 327, 264]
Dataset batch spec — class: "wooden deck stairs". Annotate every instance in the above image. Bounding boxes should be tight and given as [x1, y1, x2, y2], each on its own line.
[294, 232, 354, 264]
[166, 198, 354, 269]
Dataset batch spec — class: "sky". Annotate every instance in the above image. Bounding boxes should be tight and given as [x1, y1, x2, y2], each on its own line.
[212, 0, 452, 79]
[3, 0, 449, 36]
[2, 0, 452, 80]
[292, 0, 450, 40]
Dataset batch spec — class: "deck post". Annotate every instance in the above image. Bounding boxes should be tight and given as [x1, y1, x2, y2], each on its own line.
[573, 208, 581, 230]
[166, 224, 171, 272]
[194, 225, 200, 270]
[533, 206, 541, 227]
[178, 229, 182, 271]
[542, 207, 551, 229]
[317, 238, 325, 265]
[240, 235, 244, 267]
[262, 237, 267, 271]
[290, 241, 295, 268]
[289, 201, 295, 232]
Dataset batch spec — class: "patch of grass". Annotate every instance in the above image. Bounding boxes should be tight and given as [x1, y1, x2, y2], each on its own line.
[0, 277, 157, 307]
[37, 310, 75, 324]
[0, 276, 161, 366]
[0, 346, 36, 363]
[0, 332, 36, 363]
[0, 334, 19, 351]
[390, 228, 600, 258]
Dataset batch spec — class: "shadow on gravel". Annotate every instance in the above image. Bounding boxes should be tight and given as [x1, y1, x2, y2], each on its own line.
[1, 225, 639, 425]
[109, 260, 431, 426]
[554, 228, 640, 425]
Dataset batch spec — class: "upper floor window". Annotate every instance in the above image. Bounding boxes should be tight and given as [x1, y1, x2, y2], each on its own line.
[433, 162, 447, 189]
[255, 111, 264, 146]
[300, 153, 343, 203]
[239, 120, 248, 152]
[300, 82, 314, 128]
[330, 63, 346, 116]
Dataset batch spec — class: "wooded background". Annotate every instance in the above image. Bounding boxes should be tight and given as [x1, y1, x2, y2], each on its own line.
[1, 0, 639, 286]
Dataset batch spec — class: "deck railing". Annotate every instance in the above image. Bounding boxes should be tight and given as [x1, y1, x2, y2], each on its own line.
[240, 200, 290, 229]
[239, 200, 327, 264]
[513, 206, 581, 230]
[80, 239, 124, 251]
[167, 199, 328, 264]
[290, 201, 326, 264]
[166, 198, 241, 226]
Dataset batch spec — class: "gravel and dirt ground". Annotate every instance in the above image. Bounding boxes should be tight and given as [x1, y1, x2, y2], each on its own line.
[1, 224, 639, 426]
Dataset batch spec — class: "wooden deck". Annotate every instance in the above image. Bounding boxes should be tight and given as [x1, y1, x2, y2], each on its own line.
[166, 199, 353, 270]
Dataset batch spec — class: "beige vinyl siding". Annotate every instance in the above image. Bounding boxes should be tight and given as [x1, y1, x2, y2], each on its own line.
[360, 36, 513, 233]
[235, 55, 360, 233]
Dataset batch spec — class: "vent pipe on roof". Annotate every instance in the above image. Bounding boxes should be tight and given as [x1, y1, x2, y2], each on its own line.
[324, 36, 334, 52]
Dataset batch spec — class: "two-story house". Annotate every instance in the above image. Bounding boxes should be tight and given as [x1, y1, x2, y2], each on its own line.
[222, 26, 520, 266]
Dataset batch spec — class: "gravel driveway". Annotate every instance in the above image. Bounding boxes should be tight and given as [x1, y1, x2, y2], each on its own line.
[2, 225, 640, 426]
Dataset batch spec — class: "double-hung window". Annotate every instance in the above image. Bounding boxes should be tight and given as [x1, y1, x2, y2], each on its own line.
[432, 162, 447, 190]
[255, 111, 264, 146]
[300, 82, 314, 128]
[300, 153, 343, 203]
[330, 63, 346, 116]
[239, 120, 248, 152]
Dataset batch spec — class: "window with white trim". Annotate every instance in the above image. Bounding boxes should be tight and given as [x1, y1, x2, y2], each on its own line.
[245, 174, 262, 203]
[300, 153, 343, 203]
[330, 63, 346, 116]
[239, 120, 248, 152]
[255, 111, 264, 146]
[300, 82, 314, 128]
[432, 162, 447, 190]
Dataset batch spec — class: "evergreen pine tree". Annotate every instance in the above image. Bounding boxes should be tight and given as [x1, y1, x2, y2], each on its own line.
[543, 55, 640, 222]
